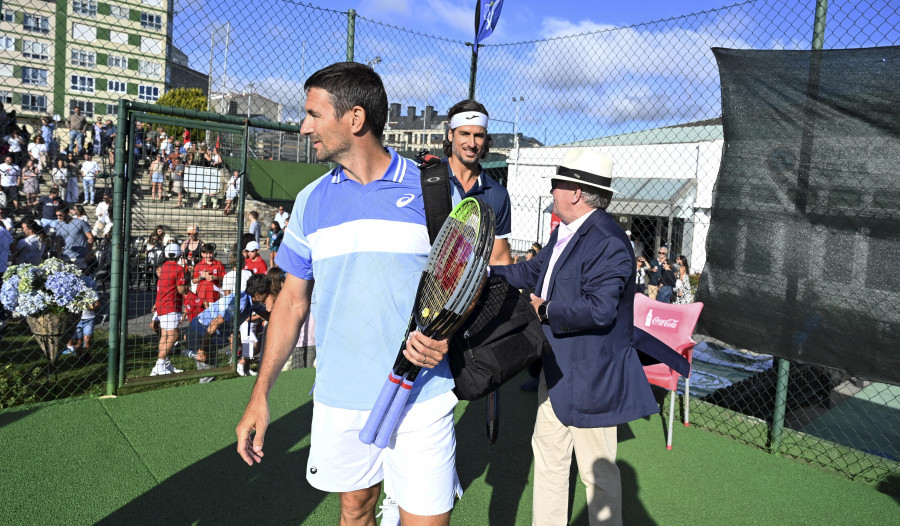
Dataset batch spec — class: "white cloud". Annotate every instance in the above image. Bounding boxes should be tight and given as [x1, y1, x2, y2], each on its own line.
[425, 0, 476, 38]
[488, 14, 756, 125]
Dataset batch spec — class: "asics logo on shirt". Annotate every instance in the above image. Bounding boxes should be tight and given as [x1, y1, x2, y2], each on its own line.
[396, 194, 415, 207]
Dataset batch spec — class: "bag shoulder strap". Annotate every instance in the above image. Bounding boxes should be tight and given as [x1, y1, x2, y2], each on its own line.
[419, 159, 452, 244]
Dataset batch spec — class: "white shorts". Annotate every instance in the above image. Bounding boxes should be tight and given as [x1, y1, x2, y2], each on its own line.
[157, 312, 182, 331]
[307, 390, 462, 516]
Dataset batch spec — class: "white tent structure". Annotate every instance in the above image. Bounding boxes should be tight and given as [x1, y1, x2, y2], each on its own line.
[505, 120, 723, 272]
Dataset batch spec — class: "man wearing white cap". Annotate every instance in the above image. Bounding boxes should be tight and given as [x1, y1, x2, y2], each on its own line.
[489, 150, 658, 526]
[242, 240, 268, 275]
[442, 100, 513, 265]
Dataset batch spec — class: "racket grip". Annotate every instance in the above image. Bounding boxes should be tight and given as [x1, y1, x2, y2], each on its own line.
[359, 372, 403, 445]
[373, 376, 415, 448]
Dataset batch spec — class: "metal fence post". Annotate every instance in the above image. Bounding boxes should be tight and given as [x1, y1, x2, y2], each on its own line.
[346, 9, 356, 62]
[107, 101, 129, 395]
[231, 124, 251, 365]
[771, 0, 830, 455]
[467, 43, 478, 100]
[118, 116, 138, 387]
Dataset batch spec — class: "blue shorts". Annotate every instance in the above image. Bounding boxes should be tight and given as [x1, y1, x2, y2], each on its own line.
[72, 318, 95, 340]
[151, 173, 164, 183]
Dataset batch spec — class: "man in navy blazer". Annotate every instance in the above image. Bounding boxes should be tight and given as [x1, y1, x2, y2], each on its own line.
[490, 150, 657, 526]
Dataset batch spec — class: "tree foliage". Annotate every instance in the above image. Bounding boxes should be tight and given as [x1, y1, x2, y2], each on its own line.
[153, 88, 208, 141]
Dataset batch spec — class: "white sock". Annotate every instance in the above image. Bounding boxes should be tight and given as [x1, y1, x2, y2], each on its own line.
[156, 358, 166, 366]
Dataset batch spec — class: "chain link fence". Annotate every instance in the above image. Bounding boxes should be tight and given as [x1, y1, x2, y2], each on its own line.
[0, 0, 897, 485]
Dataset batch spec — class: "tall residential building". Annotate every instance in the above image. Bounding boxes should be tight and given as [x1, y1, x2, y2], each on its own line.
[0, 0, 170, 126]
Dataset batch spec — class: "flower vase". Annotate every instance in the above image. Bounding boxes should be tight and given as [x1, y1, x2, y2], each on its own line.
[25, 311, 81, 365]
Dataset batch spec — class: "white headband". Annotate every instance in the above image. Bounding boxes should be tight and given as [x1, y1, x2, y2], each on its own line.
[449, 111, 489, 130]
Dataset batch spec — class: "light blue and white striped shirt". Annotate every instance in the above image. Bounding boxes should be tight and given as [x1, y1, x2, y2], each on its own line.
[276, 148, 454, 410]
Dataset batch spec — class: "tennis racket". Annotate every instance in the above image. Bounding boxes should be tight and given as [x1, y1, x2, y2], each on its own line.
[359, 197, 495, 447]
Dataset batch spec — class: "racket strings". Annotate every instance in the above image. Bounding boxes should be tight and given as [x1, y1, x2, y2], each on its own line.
[417, 205, 481, 324]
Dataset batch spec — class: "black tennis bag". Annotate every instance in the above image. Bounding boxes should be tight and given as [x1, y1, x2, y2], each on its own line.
[417, 158, 550, 402]
[448, 276, 550, 401]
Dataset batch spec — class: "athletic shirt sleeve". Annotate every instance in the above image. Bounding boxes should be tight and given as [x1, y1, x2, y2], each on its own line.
[274, 172, 331, 280]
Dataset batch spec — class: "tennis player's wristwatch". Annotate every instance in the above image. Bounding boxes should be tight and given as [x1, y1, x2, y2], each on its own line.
[537, 301, 550, 325]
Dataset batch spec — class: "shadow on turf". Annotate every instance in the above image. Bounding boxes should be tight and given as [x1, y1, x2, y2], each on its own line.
[97, 401, 325, 525]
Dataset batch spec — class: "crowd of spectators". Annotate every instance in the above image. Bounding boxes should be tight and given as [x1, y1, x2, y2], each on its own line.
[635, 246, 695, 304]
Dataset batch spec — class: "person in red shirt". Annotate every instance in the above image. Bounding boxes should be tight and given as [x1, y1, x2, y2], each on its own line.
[193, 243, 226, 307]
[242, 241, 268, 275]
[150, 243, 187, 376]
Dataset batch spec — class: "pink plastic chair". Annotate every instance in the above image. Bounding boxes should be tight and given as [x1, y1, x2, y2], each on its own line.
[634, 293, 704, 449]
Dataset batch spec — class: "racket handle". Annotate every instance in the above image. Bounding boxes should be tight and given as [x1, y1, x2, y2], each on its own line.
[359, 372, 403, 445]
[373, 375, 415, 448]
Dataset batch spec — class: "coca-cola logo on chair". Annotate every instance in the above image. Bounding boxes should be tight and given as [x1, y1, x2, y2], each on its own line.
[643, 309, 679, 329]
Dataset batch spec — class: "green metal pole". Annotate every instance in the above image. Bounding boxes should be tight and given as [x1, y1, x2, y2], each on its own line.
[467, 43, 478, 100]
[812, 0, 828, 51]
[772, 0, 828, 454]
[118, 116, 138, 387]
[122, 101, 303, 133]
[107, 101, 128, 394]
[346, 9, 356, 62]
[231, 124, 250, 367]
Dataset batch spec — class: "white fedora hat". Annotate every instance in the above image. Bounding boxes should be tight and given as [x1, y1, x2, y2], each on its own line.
[545, 149, 621, 194]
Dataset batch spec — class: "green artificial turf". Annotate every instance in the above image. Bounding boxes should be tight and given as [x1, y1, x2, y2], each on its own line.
[0, 369, 897, 525]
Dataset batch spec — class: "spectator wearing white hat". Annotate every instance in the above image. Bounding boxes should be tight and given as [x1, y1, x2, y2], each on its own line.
[149, 243, 187, 376]
[242, 240, 267, 275]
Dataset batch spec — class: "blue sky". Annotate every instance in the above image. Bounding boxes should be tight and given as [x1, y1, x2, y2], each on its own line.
[351, 0, 741, 43]
[172, 1, 898, 143]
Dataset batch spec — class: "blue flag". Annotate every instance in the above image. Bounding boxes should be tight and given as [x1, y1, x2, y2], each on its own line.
[474, 0, 504, 54]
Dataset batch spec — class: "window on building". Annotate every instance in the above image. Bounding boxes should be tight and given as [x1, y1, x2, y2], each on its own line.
[140, 37, 161, 54]
[70, 48, 96, 68]
[140, 13, 162, 30]
[23, 14, 50, 33]
[107, 102, 118, 115]
[107, 54, 127, 69]
[138, 84, 159, 102]
[73, 1, 97, 17]
[107, 80, 126, 94]
[138, 59, 160, 77]
[70, 74, 95, 93]
[2, 9, 13, 23]
[69, 99, 94, 117]
[110, 31, 127, 44]
[72, 23, 96, 42]
[23, 40, 50, 60]
[0, 91, 12, 105]
[0, 63, 11, 77]
[109, 5, 128, 19]
[22, 67, 48, 86]
[0, 35, 12, 51]
[22, 94, 48, 112]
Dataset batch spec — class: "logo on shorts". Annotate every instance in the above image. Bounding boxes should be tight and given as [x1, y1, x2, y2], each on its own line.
[396, 194, 415, 207]
[310, 466, 317, 474]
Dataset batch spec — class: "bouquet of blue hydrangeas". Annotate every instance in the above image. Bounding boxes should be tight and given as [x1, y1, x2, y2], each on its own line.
[1, 258, 99, 318]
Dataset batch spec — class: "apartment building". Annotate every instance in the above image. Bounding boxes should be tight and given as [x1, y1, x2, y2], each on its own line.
[0, 0, 170, 127]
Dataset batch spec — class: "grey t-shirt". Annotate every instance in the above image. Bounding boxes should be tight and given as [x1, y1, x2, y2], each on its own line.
[50, 218, 90, 267]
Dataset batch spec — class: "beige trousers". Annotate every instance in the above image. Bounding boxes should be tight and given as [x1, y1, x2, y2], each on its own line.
[645, 283, 659, 300]
[532, 375, 621, 526]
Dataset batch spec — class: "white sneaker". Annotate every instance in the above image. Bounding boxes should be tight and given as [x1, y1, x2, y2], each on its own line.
[150, 363, 171, 376]
[376, 497, 400, 526]
[164, 360, 183, 374]
[236, 363, 247, 376]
